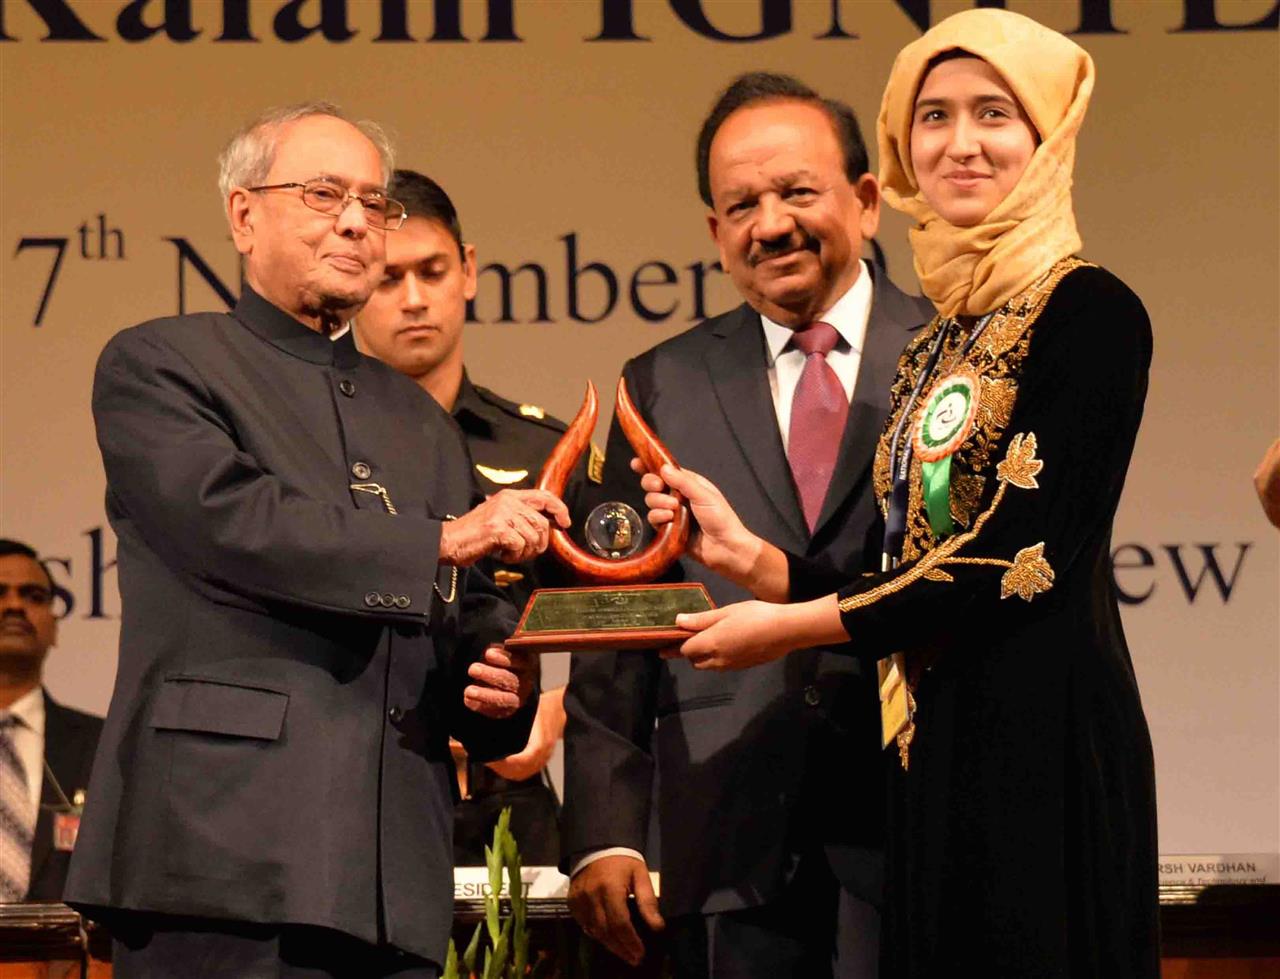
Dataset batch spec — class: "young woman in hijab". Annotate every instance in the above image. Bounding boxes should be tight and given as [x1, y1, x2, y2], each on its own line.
[639, 9, 1159, 976]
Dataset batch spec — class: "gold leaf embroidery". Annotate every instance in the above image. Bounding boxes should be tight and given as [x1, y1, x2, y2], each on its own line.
[978, 309, 1023, 360]
[978, 376, 1017, 434]
[1000, 542, 1055, 601]
[996, 432, 1043, 489]
[922, 568, 954, 582]
[897, 720, 915, 770]
[870, 259, 1089, 562]
[838, 428, 1052, 613]
[950, 473, 985, 528]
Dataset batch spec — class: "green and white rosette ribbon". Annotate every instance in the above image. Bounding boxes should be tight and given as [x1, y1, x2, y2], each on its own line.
[911, 370, 981, 538]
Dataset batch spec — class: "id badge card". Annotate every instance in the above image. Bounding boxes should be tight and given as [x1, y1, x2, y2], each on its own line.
[53, 811, 81, 851]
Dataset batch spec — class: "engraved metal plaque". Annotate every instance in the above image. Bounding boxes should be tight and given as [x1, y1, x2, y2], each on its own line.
[506, 583, 713, 652]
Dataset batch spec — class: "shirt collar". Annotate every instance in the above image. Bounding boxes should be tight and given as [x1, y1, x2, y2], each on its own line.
[4, 686, 45, 736]
[760, 259, 873, 366]
[233, 285, 361, 369]
[451, 372, 493, 437]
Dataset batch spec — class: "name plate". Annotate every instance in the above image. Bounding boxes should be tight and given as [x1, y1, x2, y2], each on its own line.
[506, 583, 713, 652]
[452, 866, 661, 899]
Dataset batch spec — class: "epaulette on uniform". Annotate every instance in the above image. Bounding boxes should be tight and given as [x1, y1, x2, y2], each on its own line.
[588, 442, 605, 484]
[473, 385, 568, 433]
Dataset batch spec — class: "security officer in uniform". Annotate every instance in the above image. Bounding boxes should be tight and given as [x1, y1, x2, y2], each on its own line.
[355, 169, 595, 865]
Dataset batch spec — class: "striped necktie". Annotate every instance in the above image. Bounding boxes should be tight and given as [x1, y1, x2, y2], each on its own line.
[0, 714, 34, 902]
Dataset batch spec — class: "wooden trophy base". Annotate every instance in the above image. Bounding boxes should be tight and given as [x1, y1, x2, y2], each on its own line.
[505, 582, 715, 653]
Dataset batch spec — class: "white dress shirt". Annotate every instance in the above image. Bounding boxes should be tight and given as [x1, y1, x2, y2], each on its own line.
[569, 263, 876, 879]
[4, 686, 45, 812]
[761, 259, 874, 452]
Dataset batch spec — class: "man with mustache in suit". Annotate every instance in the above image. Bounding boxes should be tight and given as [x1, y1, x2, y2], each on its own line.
[562, 73, 934, 979]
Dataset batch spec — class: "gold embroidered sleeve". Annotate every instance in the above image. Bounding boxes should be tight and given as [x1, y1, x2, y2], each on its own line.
[838, 433, 1055, 612]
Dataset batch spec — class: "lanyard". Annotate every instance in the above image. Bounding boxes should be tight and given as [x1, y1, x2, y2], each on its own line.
[882, 313, 993, 570]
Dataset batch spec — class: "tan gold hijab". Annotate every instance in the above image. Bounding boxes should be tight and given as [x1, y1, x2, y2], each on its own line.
[877, 9, 1095, 317]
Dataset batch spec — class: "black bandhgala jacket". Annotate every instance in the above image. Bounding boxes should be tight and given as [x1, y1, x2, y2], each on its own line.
[66, 287, 533, 966]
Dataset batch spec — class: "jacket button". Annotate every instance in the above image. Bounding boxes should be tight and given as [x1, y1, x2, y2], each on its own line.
[351, 461, 372, 479]
[803, 685, 821, 707]
[388, 706, 404, 722]
[394, 595, 410, 609]
[339, 379, 356, 397]
[381, 593, 396, 607]
[364, 592, 380, 607]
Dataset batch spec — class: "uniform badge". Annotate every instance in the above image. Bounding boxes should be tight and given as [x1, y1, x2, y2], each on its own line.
[517, 403, 545, 420]
[475, 464, 529, 486]
[912, 370, 980, 538]
[493, 569, 526, 588]
[588, 442, 605, 485]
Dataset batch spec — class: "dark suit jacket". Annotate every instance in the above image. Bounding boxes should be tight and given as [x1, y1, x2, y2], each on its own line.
[65, 287, 534, 965]
[561, 266, 932, 918]
[25, 691, 103, 902]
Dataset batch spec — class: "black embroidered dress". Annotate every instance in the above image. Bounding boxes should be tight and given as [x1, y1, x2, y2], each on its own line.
[790, 260, 1160, 977]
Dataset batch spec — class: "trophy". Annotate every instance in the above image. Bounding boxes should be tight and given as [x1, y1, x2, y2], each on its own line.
[505, 379, 714, 652]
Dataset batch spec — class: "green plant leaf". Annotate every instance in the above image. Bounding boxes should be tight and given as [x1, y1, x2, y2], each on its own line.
[485, 898, 500, 946]
[463, 921, 482, 975]
[490, 917, 511, 977]
[509, 859, 525, 922]
[486, 842, 503, 905]
[442, 939, 459, 979]
[512, 922, 527, 979]
[495, 806, 512, 846]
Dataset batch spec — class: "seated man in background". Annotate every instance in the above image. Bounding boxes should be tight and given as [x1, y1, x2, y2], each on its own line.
[356, 169, 593, 867]
[0, 538, 103, 902]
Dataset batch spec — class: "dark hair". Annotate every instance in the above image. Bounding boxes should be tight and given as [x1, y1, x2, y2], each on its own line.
[0, 537, 53, 590]
[924, 48, 979, 73]
[387, 169, 465, 258]
[695, 71, 870, 208]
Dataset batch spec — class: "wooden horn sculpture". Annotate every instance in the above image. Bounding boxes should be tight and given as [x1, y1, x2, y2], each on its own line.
[537, 378, 690, 584]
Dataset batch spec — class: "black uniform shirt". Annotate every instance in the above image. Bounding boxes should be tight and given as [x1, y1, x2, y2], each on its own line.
[451, 372, 596, 612]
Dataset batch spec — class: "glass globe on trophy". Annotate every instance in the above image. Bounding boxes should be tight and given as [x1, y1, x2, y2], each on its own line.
[504, 379, 714, 653]
[584, 502, 645, 560]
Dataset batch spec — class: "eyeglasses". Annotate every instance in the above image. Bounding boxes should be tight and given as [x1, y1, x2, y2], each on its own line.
[247, 178, 407, 230]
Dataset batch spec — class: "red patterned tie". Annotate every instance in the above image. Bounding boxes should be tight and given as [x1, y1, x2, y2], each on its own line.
[787, 322, 849, 532]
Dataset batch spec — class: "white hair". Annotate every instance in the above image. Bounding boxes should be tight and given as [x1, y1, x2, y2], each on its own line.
[216, 100, 395, 200]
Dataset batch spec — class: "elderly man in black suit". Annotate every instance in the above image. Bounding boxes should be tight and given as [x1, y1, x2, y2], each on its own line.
[63, 102, 568, 979]
[0, 538, 103, 903]
[561, 74, 934, 978]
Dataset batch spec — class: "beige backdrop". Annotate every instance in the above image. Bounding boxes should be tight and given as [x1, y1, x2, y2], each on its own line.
[2, 0, 1277, 881]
